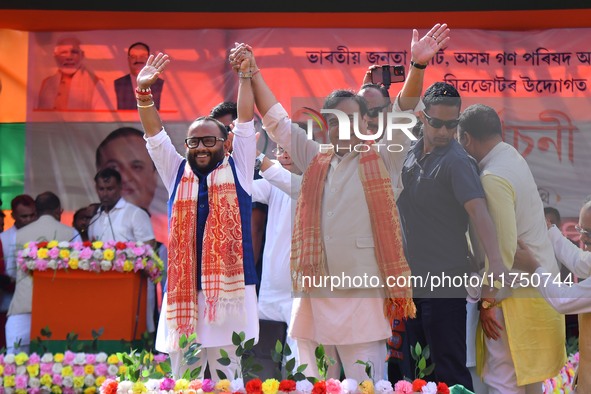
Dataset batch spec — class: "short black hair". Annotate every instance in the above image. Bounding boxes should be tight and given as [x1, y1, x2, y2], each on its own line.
[210, 102, 238, 121]
[73, 207, 88, 223]
[544, 207, 561, 222]
[35, 191, 61, 215]
[190, 116, 229, 139]
[323, 89, 368, 116]
[96, 127, 145, 168]
[128, 42, 150, 56]
[423, 82, 461, 112]
[459, 104, 502, 141]
[94, 167, 122, 184]
[359, 83, 391, 101]
[11, 194, 35, 212]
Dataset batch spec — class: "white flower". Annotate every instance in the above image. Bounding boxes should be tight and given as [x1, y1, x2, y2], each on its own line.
[58, 241, 69, 248]
[118, 380, 133, 393]
[145, 379, 161, 391]
[41, 353, 53, 363]
[79, 260, 90, 270]
[16, 365, 26, 375]
[96, 352, 108, 363]
[107, 364, 119, 376]
[62, 376, 74, 388]
[341, 379, 358, 394]
[29, 376, 41, 388]
[47, 260, 57, 269]
[421, 382, 437, 394]
[52, 363, 63, 374]
[26, 260, 36, 270]
[4, 387, 14, 394]
[4, 354, 15, 364]
[296, 380, 314, 394]
[374, 380, 393, 394]
[74, 353, 86, 365]
[69, 250, 80, 259]
[100, 260, 113, 271]
[230, 378, 245, 393]
[84, 374, 96, 387]
[92, 249, 104, 260]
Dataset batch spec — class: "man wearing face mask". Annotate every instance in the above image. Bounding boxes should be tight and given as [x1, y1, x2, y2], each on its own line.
[37, 37, 110, 110]
[137, 50, 257, 379]
[115, 42, 165, 110]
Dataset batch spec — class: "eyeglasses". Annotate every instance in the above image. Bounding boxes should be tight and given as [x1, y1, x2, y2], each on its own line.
[366, 103, 391, 118]
[272, 146, 285, 156]
[422, 111, 460, 130]
[185, 136, 225, 149]
[575, 224, 591, 237]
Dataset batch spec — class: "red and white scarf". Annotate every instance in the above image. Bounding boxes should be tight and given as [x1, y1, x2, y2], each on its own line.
[291, 148, 415, 320]
[166, 156, 245, 350]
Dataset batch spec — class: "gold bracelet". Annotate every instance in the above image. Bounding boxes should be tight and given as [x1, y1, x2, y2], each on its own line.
[137, 102, 155, 108]
[238, 70, 253, 78]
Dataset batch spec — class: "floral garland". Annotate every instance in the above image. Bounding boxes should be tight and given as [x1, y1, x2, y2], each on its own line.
[16, 240, 164, 283]
[98, 377, 450, 394]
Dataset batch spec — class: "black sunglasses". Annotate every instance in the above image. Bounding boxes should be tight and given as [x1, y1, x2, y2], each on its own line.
[185, 136, 225, 148]
[422, 111, 460, 130]
[366, 103, 391, 118]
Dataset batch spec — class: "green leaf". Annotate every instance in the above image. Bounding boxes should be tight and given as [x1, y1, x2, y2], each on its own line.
[410, 344, 417, 360]
[160, 362, 172, 373]
[239, 331, 246, 342]
[293, 372, 306, 382]
[275, 340, 283, 355]
[285, 357, 296, 373]
[271, 352, 282, 364]
[188, 333, 197, 343]
[244, 338, 255, 351]
[217, 370, 228, 380]
[423, 364, 435, 376]
[190, 367, 202, 379]
[355, 360, 366, 366]
[142, 370, 150, 377]
[41, 326, 52, 338]
[232, 332, 242, 346]
[186, 356, 200, 365]
[284, 342, 292, 356]
[217, 357, 231, 367]
[314, 344, 325, 359]
[179, 334, 188, 349]
[422, 346, 430, 361]
[418, 358, 426, 370]
[296, 363, 307, 373]
[236, 346, 244, 357]
[182, 369, 191, 380]
[414, 342, 422, 357]
[220, 348, 229, 359]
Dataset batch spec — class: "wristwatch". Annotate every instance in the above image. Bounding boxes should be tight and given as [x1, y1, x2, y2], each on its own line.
[254, 153, 265, 171]
[480, 300, 498, 310]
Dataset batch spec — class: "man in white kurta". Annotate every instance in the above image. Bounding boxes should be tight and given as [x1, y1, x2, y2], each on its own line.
[458, 104, 565, 393]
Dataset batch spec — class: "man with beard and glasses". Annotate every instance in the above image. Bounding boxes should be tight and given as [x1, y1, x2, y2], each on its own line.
[115, 42, 165, 110]
[137, 50, 257, 379]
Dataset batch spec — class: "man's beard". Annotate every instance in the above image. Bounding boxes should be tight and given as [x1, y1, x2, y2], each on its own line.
[187, 151, 223, 175]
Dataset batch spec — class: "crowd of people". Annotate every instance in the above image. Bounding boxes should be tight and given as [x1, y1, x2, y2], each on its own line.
[1, 23, 589, 393]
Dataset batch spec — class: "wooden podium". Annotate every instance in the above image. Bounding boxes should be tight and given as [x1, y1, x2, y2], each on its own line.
[31, 271, 147, 341]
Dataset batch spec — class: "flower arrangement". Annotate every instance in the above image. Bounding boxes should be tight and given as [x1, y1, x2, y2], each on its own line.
[542, 351, 578, 394]
[17, 240, 164, 283]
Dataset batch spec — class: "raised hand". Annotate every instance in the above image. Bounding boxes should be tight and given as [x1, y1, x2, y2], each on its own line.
[411, 23, 450, 65]
[137, 53, 170, 90]
[229, 43, 257, 73]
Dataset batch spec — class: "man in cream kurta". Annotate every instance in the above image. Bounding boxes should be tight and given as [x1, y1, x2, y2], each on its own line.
[234, 22, 450, 381]
[7, 192, 79, 353]
[458, 104, 565, 393]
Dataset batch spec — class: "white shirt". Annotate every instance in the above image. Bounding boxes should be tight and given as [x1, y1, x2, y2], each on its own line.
[252, 162, 298, 313]
[535, 226, 591, 314]
[0, 226, 17, 279]
[88, 198, 154, 242]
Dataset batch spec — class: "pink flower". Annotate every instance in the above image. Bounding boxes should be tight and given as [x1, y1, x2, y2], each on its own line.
[28, 247, 38, 259]
[202, 378, 215, 392]
[53, 374, 63, 386]
[393, 381, 413, 394]
[48, 247, 59, 259]
[63, 351, 76, 365]
[85, 354, 96, 365]
[154, 354, 168, 363]
[4, 364, 16, 375]
[73, 365, 84, 376]
[35, 259, 48, 271]
[79, 247, 92, 260]
[63, 388, 76, 394]
[40, 363, 53, 374]
[30, 389, 41, 394]
[15, 375, 28, 389]
[160, 378, 176, 391]
[189, 379, 203, 390]
[95, 363, 108, 376]
[28, 353, 41, 365]
[133, 246, 145, 256]
[326, 379, 342, 394]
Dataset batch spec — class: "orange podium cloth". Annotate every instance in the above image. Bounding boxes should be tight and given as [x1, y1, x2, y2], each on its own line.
[31, 271, 147, 341]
